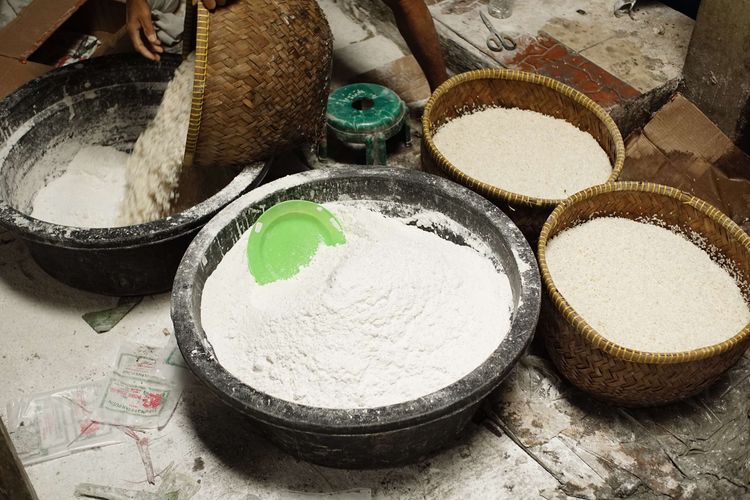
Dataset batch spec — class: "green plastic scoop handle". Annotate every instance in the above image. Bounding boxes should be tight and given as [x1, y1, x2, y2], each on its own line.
[246, 200, 346, 285]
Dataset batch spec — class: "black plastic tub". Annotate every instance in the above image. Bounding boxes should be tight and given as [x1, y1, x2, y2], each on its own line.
[172, 167, 541, 468]
[0, 54, 267, 296]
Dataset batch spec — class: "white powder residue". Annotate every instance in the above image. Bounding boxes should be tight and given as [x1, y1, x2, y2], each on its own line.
[406, 209, 493, 258]
[546, 217, 750, 353]
[201, 203, 514, 409]
[432, 107, 612, 200]
[118, 53, 196, 225]
[30, 145, 128, 228]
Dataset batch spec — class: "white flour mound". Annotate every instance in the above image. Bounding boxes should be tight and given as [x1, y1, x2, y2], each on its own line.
[31, 145, 128, 228]
[118, 53, 195, 225]
[546, 217, 750, 353]
[201, 203, 514, 409]
[432, 107, 612, 200]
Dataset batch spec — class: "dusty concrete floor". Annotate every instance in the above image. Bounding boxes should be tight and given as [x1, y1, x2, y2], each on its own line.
[2, 223, 748, 499]
[2, 1, 749, 499]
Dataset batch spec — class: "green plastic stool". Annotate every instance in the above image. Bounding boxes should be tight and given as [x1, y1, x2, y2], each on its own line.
[322, 83, 410, 165]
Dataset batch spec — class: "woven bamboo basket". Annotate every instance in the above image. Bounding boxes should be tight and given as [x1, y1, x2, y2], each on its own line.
[181, 0, 333, 168]
[421, 69, 625, 242]
[538, 182, 750, 406]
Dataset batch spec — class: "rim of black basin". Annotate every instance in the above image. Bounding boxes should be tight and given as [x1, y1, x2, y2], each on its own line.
[0, 163, 268, 249]
[172, 167, 541, 434]
[0, 54, 270, 249]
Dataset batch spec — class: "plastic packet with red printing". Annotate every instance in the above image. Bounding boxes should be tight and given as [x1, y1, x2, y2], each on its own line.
[5, 381, 123, 465]
[90, 342, 183, 429]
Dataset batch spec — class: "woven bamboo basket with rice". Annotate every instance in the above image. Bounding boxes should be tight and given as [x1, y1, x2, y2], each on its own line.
[181, 0, 333, 169]
[537, 182, 750, 406]
[421, 69, 625, 242]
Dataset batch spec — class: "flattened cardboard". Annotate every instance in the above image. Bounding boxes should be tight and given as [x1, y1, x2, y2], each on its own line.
[0, 0, 88, 60]
[620, 93, 750, 234]
[0, 56, 51, 96]
[0, 0, 129, 98]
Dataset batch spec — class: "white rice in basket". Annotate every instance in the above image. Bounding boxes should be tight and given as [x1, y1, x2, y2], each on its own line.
[432, 107, 612, 200]
[545, 217, 750, 353]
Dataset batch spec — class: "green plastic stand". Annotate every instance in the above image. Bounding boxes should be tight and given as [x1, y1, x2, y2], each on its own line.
[322, 83, 410, 166]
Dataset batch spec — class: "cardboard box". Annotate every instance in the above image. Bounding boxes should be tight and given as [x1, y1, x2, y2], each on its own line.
[0, 0, 130, 98]
[620, 93, 750, 234]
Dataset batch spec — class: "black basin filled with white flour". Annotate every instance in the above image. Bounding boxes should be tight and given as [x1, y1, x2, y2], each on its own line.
[172, 167, 541, 468]
[0, 54, 267, 295]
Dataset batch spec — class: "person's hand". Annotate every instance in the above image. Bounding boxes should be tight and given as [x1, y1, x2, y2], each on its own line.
[128, 0, 225, 61]
[193, 0, 227, 9]
[126, 0, 164, 61]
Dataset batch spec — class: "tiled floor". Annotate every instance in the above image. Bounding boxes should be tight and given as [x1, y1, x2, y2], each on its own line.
[505, 32, 641, 108]
[427, 0, 693, 95]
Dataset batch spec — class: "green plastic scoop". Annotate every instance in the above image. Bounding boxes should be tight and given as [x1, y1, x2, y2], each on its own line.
[246, 200, 346, 285]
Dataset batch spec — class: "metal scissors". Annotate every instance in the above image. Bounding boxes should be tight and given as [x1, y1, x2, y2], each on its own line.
[480, 11, 516, 52]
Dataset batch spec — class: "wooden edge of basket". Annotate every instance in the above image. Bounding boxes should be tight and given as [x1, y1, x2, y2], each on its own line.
[183, 2, 210, 168]
[421, 69, 626, 209]
[537, 180, 750, 365]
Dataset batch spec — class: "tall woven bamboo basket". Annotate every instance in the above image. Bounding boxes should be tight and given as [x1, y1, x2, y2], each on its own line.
[421, 69, 625, 242]
[181, 0, 333, 168]
[538, 182, 750, 406]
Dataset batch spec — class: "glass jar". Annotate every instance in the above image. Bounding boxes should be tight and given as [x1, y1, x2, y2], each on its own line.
[488, 0, 513, 19]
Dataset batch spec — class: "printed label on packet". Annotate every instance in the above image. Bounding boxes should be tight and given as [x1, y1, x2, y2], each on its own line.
[93, 373, 180, 429]
[115, 340, 189, 383]
[115, 342, 162, 381]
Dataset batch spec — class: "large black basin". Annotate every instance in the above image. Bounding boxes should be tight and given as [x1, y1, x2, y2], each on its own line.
[0, 54, 267, 296]
[172, 167, 541, 468]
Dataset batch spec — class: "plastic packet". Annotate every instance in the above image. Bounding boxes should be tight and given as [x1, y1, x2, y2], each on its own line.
[161, 336, 188, 370]
[90, 341, 183, 429]
[278, 490, 373, 500]
[113, 342, 164, 381]
[91, 372, 180, 430]
[115, 339, 190, 382]
[6, 381, 123, 465]
[5, 340, 187, 464]
[159, 336, 192, 384]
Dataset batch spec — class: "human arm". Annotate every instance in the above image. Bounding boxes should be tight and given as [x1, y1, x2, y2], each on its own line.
[382, 0, 448, 91]
[126, 0, 226, 61]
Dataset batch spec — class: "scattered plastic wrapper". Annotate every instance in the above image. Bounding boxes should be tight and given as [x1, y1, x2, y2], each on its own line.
[162, 336, 189, 371]
[114, 341, 185, 382]
[160, 335, 196, 388]
[613, 0, 637, 17]
[6, 339, 189, 465]
[90, 341, 184, 429]
[276, 490, 373, 500]
[6, 382, 123, 466]
[91, 373, 180, 430]
[76, 462, 200, 500]
[116, 337, 193, 387]
[82, 297, 143, 334]
[54, 34, 101, 67]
